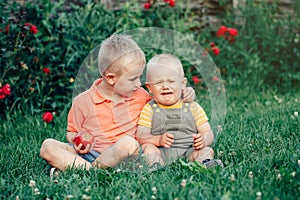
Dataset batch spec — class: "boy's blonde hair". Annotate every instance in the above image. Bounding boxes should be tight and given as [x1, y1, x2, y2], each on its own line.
[98, 34, 146, 76]
[146, 54, 184, 80]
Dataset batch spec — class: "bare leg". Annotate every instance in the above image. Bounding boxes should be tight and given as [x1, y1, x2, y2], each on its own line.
[142, 143, 164, 166]
[189, 146, 214, 163]
[40, 139, 92, 170]
[93, 135, 140, 168]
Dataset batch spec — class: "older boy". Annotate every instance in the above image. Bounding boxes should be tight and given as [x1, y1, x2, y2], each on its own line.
[40, 35, 195, 171]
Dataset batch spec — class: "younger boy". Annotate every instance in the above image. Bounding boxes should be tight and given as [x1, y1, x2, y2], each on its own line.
[40, 35, 195, 171]
[136, 54, 223, 168]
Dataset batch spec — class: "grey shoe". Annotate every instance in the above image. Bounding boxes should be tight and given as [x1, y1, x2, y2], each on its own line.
[202, 159, 224, 168]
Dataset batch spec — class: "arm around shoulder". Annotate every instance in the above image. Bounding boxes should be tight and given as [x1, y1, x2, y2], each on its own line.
[136, 125, 161, 146]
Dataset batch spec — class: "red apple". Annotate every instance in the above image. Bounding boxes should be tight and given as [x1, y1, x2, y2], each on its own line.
[73, 130, 94, 150]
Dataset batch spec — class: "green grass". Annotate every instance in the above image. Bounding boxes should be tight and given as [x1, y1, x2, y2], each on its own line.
[0, 87, 299, 200]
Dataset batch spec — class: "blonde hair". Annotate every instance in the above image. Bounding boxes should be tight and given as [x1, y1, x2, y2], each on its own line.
[146, 54, 184, 80]
[98, 34, 146, 76]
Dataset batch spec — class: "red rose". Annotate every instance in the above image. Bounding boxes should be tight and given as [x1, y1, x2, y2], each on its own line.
[5, 24, 10, 33]
[212, 47, 220, 56]
[42, 112, 53, 123]
[24, 23, 38, 34]
[169, 0, 175, 7]
[216, 26, 228, 37]
[144, 3, 151, 9]
[212, 76, 219, 81]
[0, 94, 6, 99]
[228, 28, 238, 37]
[1, 84, 11, 96]
[43, 67, 51, 74]
[192, 76, 200, 85]
[210, 42, 216, 47]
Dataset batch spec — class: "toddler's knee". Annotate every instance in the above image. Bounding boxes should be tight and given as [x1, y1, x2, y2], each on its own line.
[142, 143, 159, 154]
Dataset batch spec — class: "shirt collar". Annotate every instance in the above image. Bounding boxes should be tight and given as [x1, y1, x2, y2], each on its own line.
[90, 78, 135, 104]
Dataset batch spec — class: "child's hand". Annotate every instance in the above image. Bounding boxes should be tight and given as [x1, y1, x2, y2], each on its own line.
[72, 135, 95, 154]
[193, 133, 204, 150]
[159, 133, 174, 148]
[182, 87, 195, 103]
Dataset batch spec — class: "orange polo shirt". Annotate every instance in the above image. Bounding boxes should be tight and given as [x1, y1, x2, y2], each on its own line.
[67, 79, 152, 153]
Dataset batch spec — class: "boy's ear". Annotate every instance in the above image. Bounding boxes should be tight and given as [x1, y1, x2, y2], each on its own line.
[145, 82, 152, 94]
[182, 77, 187, 89]
[104, 72, 117, 85]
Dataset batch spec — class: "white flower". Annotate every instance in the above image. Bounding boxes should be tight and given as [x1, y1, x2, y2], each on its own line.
[256, 191, 262, 197]
[115, 196, 120, 200]
[181, 179, 187, 187]
[29, 180, 36, 187]
[152, 187, 157, 194]
[66, 194, 74, 199]
[277, 173, 281, 180]
[85, 186, 91, 193]
[151, 195, 156, 199]
[298, 160, 300, 165]
[34, 188, 40, 195]
[230, 174, 235, 181]
[291, 171, 296, 177]
[249, 171, 253, 179]
[115, 168, 121, 173]
[294, 111, 298, 117]
[82, 194, 91, 200]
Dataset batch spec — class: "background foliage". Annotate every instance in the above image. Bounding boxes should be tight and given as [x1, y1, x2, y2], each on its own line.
[1, 0, 299, 119]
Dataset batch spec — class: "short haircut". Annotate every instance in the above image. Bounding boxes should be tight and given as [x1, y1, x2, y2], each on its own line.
[146, 54, 184, 80]
[98, 34, 146, 76]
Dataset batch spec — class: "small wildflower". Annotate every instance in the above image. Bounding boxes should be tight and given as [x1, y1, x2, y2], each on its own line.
[212, 47, 220, 56]
[230, 174, 235, 181]
[212, 76, 219, 81]
[115, 196, 120, 200]
[34, 188, 40, 195]
[210, 42, 216, 47]
[43, 67, 51, 74]
[15, 195, 20, 200]
[169, 0, 175, 7]
[298, 160, 300, 165]
[256, 191, 262, 200]
[152, 187, 157, 194]
[216, 26, 228, 37]
[217, 125, 223, 131]
[192, 76, 200, 85]
[144, 3, 151, 9]
[228, 28, 238, 37]
[82, 194, 91, 200]
[24, 23, 38, 34]
[249, 171, 253, 179]
[181, 179, 187, 187]
[276, 173, 281, 180]
[85, 185, 91, 192]
[115, 168, 121, 173]
[294, 111, 298, 117]
[29, 180, 36, 187]
[21, 62, 28, 70]
[42, 112, 53, 123]
[65, 194, 74, 199]
[69, 77, 75, 83]
[151, 195, 156, 199]
[291, 171, 296, 177]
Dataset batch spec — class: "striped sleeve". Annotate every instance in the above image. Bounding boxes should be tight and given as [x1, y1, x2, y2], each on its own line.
[190, 102, 208, 126]
[137, 103, 153, 128]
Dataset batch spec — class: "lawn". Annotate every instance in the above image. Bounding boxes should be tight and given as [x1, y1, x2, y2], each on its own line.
[1, 86, 299, 200]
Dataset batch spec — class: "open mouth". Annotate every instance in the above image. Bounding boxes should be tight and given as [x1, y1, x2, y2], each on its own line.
[161, 92, 173, 95]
